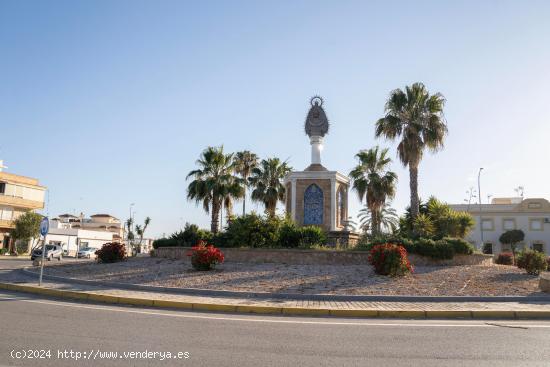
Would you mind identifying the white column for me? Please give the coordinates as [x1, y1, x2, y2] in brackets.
[330, 178, 336, 231]
[291, 178, 297, 222]
[310, 136, 323, 165]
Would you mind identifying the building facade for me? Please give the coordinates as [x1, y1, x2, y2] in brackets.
[0, 166, 46, 250]
[450, 197, 550, 255]
[51, 213, 125, 242]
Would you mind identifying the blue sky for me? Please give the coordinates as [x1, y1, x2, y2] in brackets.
[2, 0, 550, 237]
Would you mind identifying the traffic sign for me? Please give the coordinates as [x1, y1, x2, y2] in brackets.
[40, 217, 49, 236]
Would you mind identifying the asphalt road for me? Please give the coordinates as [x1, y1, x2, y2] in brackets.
[1, 289, 550, 367]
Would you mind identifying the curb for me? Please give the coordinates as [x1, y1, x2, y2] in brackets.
[21, 268, 550, 303]
[2, 282, 550, 319]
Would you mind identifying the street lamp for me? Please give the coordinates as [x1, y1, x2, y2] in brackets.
[478, 168, 484, 250]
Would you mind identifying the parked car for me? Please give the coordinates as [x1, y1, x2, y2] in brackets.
[31, 244, 63, 261]
[77, 247, 96, 259]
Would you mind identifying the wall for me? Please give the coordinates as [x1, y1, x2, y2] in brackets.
[154, 247, 493, 266]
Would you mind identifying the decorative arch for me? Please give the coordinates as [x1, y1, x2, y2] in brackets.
[304, 184, 323, 225]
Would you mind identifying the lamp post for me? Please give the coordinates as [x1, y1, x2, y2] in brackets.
[478, 168, 484, 250]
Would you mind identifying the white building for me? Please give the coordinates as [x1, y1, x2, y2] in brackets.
[450, 197, 550, 255]
[46, 227, 114, 256]
[47, 213, 124, 256]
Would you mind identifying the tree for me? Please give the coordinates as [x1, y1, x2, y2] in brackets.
[399, 197, 474, 239]
[233, 150, 259, 216]
[135, 216, 151, 251]
[349, 146, 397, 236]
[10, 212, 42, 254]
[249, 158, 292, 217]
[187, 146, 244, 233]
[358, 202, 399, 234]
[499, 229, 525, 262]
[375, 82, 447, 220]
[125, 218, 134, 242]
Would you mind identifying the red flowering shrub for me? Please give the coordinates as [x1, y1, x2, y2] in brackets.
[368, 244, 413, 276]
[187, 241, 225, 271]
[495, 252, 514, 265]
[95, 242, 126, 263]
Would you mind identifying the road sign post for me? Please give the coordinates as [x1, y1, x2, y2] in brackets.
[38, 217, 49, 286]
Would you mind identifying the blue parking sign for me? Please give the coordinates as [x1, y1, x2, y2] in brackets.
[40, 217, 49, 236]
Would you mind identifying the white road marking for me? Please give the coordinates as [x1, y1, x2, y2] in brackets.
[1, 293, 549, 328]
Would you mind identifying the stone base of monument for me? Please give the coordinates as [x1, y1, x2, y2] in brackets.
[327, 231, 361, 249]
[540, 273, 550, 293]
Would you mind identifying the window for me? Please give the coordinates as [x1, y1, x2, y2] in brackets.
[529, 218, 543, 231]
[481, 219, 494, 231]
[482, 242, 493, 255]
[528, 203, 542, 209]
[0, 182, 5, 194]
[533, 243, 544, 253]
[503, 218, 516, 230]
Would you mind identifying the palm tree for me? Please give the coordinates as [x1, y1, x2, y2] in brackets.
[375, 82, 447, 219]
[358, 203, 399, 234]
[233, 150, 259, 216]
[187, 146, 244, 233]
[349, 146, 397, 236]
[135, 216, 151, 250]
[125, 218, 134, 241]
[249, 158, 292, 217]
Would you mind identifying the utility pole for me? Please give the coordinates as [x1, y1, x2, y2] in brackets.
[478, 168, 484, 250]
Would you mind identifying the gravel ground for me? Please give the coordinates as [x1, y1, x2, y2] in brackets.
[41, 257, 547, 296]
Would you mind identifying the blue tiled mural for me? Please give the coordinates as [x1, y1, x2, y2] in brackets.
[303, 184, 323, 225]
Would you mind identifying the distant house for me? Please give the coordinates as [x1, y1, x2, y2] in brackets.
[48, 213, 125, 255]
[0, 163, 46, 250]
[450, 197, 550, 255]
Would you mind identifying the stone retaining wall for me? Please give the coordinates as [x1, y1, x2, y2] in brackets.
[154, 247, 493, 266]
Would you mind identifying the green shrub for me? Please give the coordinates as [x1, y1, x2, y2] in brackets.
[516, 250, 548, 275]
[368, 244, 413, 276]
[277, 221, 302, 248]
[444, 237, 474, 255]
[152, 238, 178, 249]
[0, 248, 8, 255]
[413, 238, 454, 260]
[170, 223, 213, 246]
[223, 213, 281, 248]
[495, 252, 514, 265]
[356, 234, 413, 252]
[298, 226, 327, 248]
[95, 242, 126, 263]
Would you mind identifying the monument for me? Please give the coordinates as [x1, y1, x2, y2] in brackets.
[284, 97, 359, 247]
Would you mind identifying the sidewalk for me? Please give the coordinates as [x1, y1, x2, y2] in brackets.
[2, 275, 550, 319]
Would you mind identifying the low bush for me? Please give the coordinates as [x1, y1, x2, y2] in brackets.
[444, 237, 474, 255]
[495, 252, 514, 265]
[547, 257, 550, 270]
[186, 241, 224, 271]
[356, 234, 413, 252]
[298, 226, 327, 248]
[413, 238, 454, 260]
[516, 250, 548, 275]
[368, 244, 413, 276]
[277, 221, 302, 248]
[0, 248, 8, 255]
[95, 242, 126, 263]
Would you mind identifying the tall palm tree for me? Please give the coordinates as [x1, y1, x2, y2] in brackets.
[249, 158, 292, 217]
[349, 146, 397, 236]
[233, 150, 259, 216]
[358, 203, 399, 234]
[187, 146, 244, 233]
[375, 82, 447, 219]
